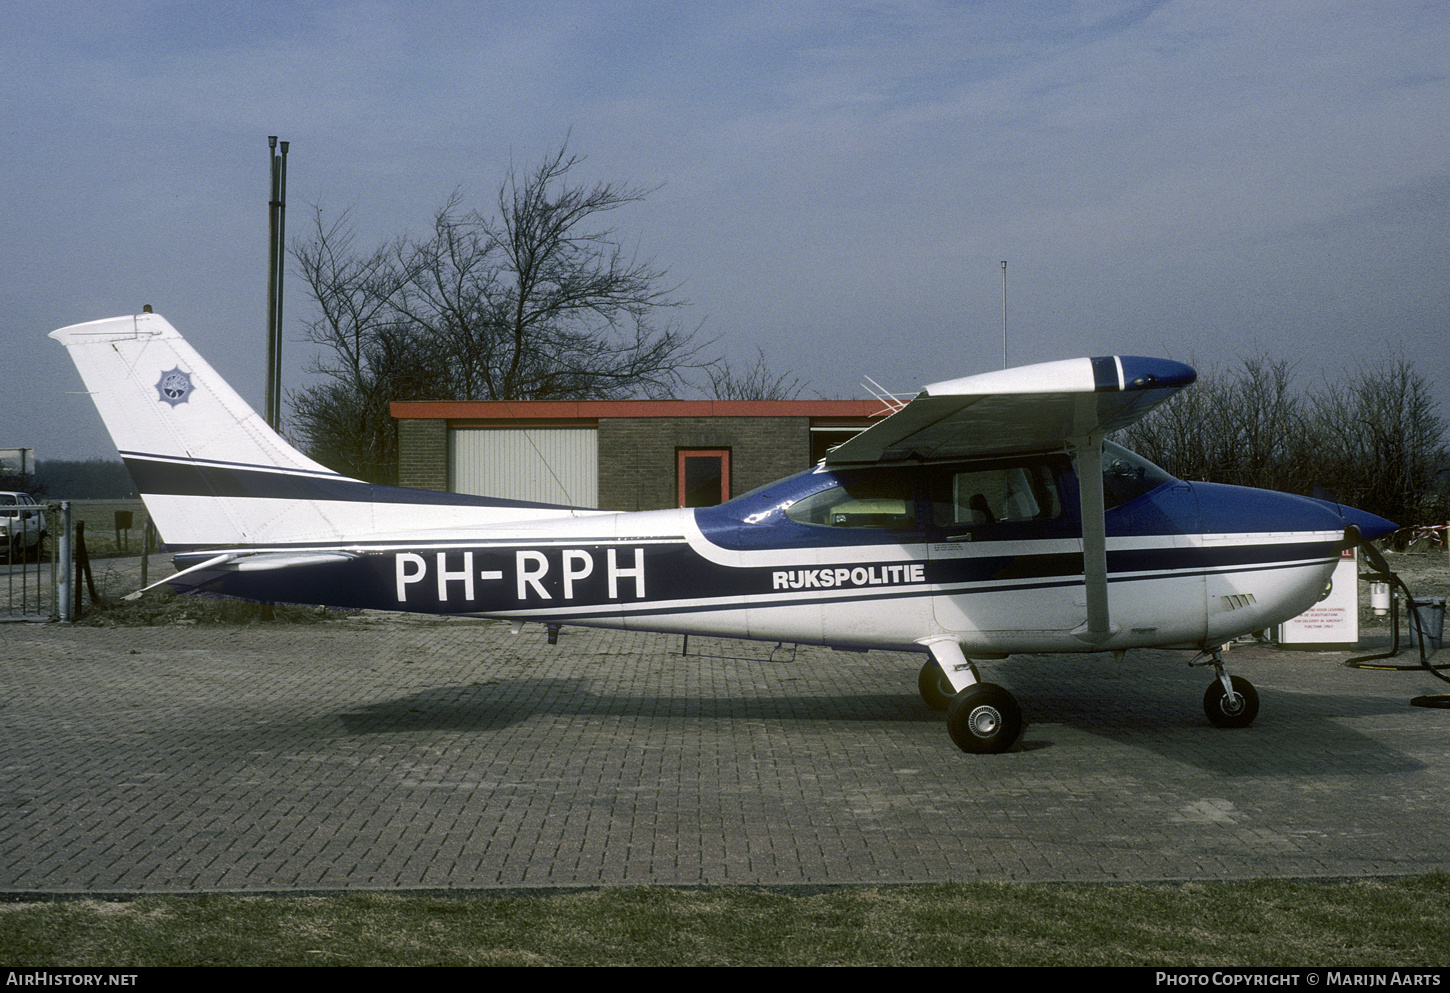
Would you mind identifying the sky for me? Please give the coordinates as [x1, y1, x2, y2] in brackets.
[4, 0, 1448, 464]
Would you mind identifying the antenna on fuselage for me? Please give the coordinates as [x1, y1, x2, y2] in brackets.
[1001, 260, 1008, 370]
[861, 375, 910, 415]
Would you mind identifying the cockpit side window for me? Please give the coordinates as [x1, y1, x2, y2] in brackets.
[928, 459, 1064, 529]
[784, 472, 916, 529]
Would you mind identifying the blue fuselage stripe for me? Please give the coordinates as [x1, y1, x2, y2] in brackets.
[123, 455, 582, 511]
[164, 534, 1341, 618]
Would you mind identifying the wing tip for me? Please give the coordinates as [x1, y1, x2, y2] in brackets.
[1109, 356, 1198, 391]
[925, 355, 1197, 398]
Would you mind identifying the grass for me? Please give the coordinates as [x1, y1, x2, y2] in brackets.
[51, 498, 150, 560]
[2, 877, 1448, 966]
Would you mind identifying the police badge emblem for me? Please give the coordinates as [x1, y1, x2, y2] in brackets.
[155, 367, 194, 406]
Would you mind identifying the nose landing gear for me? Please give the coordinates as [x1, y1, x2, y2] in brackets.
[1192, 649, 1260, 729]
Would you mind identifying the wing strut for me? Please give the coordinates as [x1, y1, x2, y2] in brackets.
[1071, 432, 1117, 644]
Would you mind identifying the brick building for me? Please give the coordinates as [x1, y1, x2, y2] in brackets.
[391, 399, 887, 511]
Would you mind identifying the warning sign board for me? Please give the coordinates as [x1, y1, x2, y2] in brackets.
[1278, 547, 1359, 650]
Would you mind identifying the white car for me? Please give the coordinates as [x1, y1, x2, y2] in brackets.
[0, 491, 46, 559]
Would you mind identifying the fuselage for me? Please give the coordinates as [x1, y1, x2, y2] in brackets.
[166, 443, 1381, 657]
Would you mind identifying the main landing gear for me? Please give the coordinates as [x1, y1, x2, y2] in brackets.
[947, 683, 1023, 754]
[918, 658, 968, 712]
[918, 656, 1023, 754]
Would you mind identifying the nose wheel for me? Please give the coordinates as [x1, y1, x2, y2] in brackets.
[1194, 649, 1260, 729]
[1203, 674, 1259, 728]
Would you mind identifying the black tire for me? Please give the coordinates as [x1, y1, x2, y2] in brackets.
[1203, 675, 1259, 728]
[946, 683, 1023, 754]
[918, 660, 956, 711]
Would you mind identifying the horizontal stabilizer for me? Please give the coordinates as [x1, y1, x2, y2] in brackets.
[123, 550, 363, 599]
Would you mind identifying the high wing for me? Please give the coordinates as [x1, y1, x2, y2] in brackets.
[828, 355, 1197, 645]
[825, 356, 1196, 467]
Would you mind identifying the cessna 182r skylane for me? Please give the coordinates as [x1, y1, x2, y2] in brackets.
[51, 311, 1398, 753]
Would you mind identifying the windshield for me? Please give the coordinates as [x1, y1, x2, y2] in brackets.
[1101, 442, 1174, 509]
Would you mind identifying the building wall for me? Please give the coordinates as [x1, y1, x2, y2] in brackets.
[598, 416, 810, 511]
[396, 418, 448, 492]
[396, 412, 841, 511]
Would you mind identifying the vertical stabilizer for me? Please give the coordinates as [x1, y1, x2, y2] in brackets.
[51, 312, 336, 476]
[50, 312, 355, 547]
[51, 312, 594, 551]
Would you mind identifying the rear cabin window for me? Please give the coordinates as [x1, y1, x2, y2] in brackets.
[784, 474, 915, 529]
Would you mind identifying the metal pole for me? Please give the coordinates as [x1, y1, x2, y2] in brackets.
[58, 502, 72, 623]
[266, 137, 279, 429]
[274, 141, 288, 433]
[140, 519, 152, 591]
[1000, 260, 1008, 369]
[48, 503, 58, 621]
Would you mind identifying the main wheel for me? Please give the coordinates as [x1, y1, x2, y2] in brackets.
[918, 660, 957, 711]
[946, 683, 1022, 754]
[1203, 675, 1259, 728]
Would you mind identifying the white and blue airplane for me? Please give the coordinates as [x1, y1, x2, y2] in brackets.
[51, 311, 1397, 753]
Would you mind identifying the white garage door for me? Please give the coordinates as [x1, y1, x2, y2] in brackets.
[449, 427, 598, 507]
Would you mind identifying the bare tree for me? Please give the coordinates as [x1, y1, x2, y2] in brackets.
[291, 143, 710, 483]
[292, 209, 422, 482]
[1306, 358, 1450, 530]
[1119, 352, 1449, 530]
[1118, 354, 1308, 489]
[705, 346, 806, 401]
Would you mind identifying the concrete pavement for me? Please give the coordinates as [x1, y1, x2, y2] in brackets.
[2, 608, 1448, 896]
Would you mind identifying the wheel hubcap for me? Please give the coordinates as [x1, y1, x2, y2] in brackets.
[1221, 692, 1244, 716]
[969, 704, 1002, 738]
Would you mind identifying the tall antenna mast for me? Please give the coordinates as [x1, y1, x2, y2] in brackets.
[265, 136, 290, 432]
[1000, 259, 1008, 369]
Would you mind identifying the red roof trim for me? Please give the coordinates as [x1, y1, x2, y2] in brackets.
[390, 399, 888, 420]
